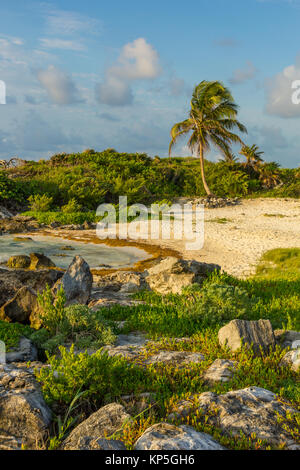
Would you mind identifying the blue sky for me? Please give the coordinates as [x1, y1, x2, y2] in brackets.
[0, 0, 300, 166]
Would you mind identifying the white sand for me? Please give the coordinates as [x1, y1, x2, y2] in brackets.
[132, 198, 300, 278]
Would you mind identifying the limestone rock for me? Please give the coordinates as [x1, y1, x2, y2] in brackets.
[168, 387, 299, 450]
[280, 348, 300, 372]
[145, 351, 205, 368]
[62, 437, 127, 450]
[203, 359, 237, 383]
[0, 363, 52, 449]
[62, 403, 131, 450]
[6, 337, 38, 363]
[144, 257, 220, 295]
[29, 252, 56, 269]
[274, 330, 300, 349]
[218, 319, 276, 354]
[7, 255, 31, 269]
[52, 256, 92, 305]
[0, 206, 13, 219]
[0, 286, 41, 324]
[134, 423, 225, 450]
[0, 434, 22, 450]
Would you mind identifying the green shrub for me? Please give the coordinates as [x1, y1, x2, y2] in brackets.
[0, 321, 34, 350]
[28, 194, 53, 212]
[35, 345, 149, 407]
[36, 286, 116, 353]
[23, 211, 97, 225]
[0, 171, 25, 203]
[61, 198, 82, 214]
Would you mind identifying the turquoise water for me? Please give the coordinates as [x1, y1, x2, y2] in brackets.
[0, 234, 148, 270]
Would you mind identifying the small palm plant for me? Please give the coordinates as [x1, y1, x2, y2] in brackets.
[169, 80, 247, 196]
[240, 144, 264, 171]
[258, 162, 281, 188]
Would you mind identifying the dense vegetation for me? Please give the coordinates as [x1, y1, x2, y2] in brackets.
[0, 149, 299, 217]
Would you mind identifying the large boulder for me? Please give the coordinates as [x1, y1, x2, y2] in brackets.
[134, 423, 225, 450]
[218, 319, 276, 354]
[7, 255, 31, 269]
[29, 253, 56, 270]
[62, 403, 131, 450]
[0, 363, 52, 449]
[0, 286, 41, 324]
[144, 257, 220, 295]
[168, 387, 299, 450]
[52, 256, 92, 305]
[0, 267, 63, 307]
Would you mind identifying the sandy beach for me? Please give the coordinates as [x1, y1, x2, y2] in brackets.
[150, 198, 300, 278]
[51, 198, 300, 279]
[121, 198, 300, 278]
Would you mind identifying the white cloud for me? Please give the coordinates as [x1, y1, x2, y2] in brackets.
[96, 38, 162, 106]
[36, 65, 81, 105]
[229, 61, 257, 85]
[44, 7, 101, 36]
[39, 38, 85, 51]
[265, 56, 300, 117]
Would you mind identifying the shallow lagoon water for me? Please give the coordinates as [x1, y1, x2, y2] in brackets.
[0, 234, 149, 270]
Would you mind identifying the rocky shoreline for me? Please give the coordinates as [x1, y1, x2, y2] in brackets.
[0, 250, 299, 450]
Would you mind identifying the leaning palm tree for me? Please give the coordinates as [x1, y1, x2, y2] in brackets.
[169, 81, 247, 196]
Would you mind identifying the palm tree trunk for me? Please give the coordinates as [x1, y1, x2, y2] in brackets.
[199, 145, 212, 196]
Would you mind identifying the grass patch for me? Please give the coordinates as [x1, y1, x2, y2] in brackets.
[255, 248, 300, 280]
[207, 217, 232, 224]
[263, 213, 287, 218]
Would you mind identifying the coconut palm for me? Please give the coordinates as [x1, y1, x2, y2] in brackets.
[258, 162, 281, 188]
[169, 80, 247, 196]
[240, 144, 264, 171]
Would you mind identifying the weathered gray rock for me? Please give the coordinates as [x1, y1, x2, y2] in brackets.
[218, 319, 276, 354]
[0, 434, 22, 450]
[62, 403, 131, 450]
[0, 206, 13, 219]
[145, 351, 205, 368]
[0, 286, 41, 324]
[6, 337, 38, 363]
[0, 363, 52, 449]
[144, 257, 220, 295]
[134, 423, 225, 450]
[168, 387, 299, 450]
[280, 348, 300, 372]
[63, 437, 127, 450]
[29, 252, 56, 270]
[203, 359, 237, 383]
[52, 256, 93, 305]
[274, 330, 300, 349]
[7, 255, 31, 269]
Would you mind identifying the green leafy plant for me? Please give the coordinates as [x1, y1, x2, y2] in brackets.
[28, 194, 53, 212]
